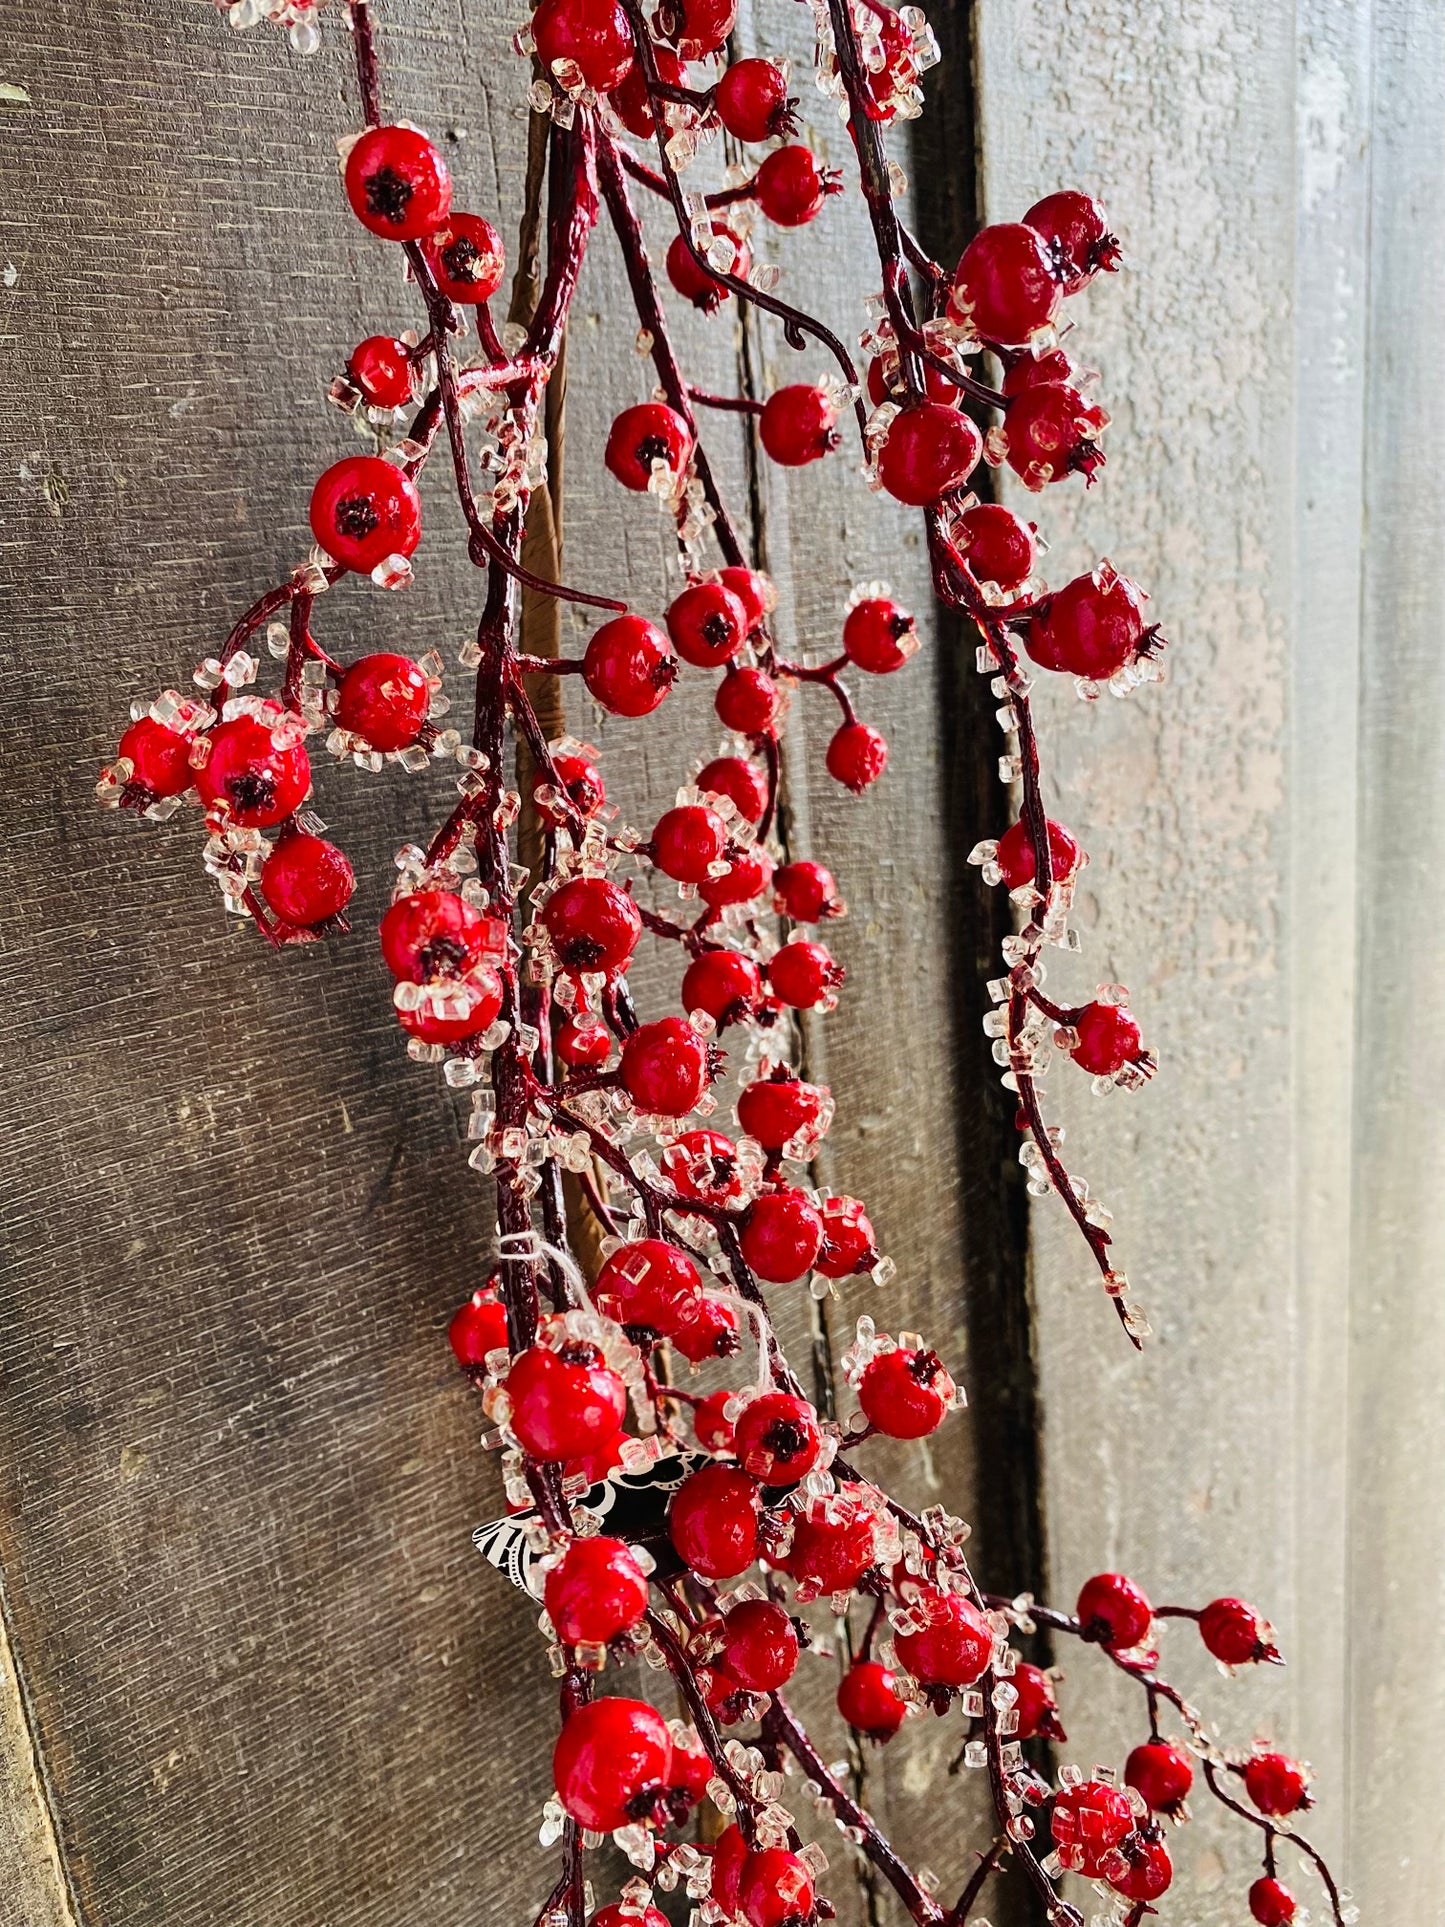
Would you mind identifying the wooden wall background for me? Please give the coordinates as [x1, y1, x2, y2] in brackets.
[0, 1, 1437, 1924]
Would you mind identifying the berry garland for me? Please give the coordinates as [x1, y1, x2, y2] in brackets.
[98, 3, 1352, 1924]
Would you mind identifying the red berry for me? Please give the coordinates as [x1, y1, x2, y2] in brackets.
[1249, 1876, 1298, 1926]
[716, 666, 782, 736]
[336, 651, 431, 750]
[669, 1461, 760, 1577]
[994, 817, 1081, 893]
[826, 722, 888, 794]
[532, 0, 635, 91]
[195, 715, 310, 828]
[534, 751, 607, 825]
[785, 1494, 877, 1596]
[343, 124, 451, 241]
[1003, 382, 1108, 490]
[672, 1294, 742, 1363]
[595, 1239, 702, 1336]
[721, 1598, 799, 1691]
[842, 597, 918, 674]
[545, 1536, 650, 1645]
[693, 1388, 738, 1454]
[719, 566, 774, 632]
[956, 501, 1036, 593]
[733, 1390, 823, 1484]
[839, 5, 918, 121]
[260, 833, 355, 926]
[620, 1016, 713, 1117]
[1109, 1834, 1173, 1904]
[380, 888, 500, 982]
[1242, 1752, 1311, 1818]
[740, 1188, 824, 1282]
[666, 225, 749, 313]
[666, 0, 736, 58]
[397, 969, 504, 1045]
[422, 212, 506, 303]
[117, 715, 196, 799]
[951, 222, 1060, 346]
[1026, 566, 1146, 679]
[1000, 346, 1076, 398]
[858, 1347, 954, 1439]
[738, 1847, 814, 1927]
[551, 1697, 672, 1831]
[815, 1196, 876, 1278]
[768, 941, 844, 1009]
[662, 1128, 744, 1205]
[737, 1068, 828, 1152]
[682, 948, 764, 1026]
[1076, 1571, 1152, 1650]
[666, 1744, 712, 1806]
[711, 1824, 749, 1916]
[584, 615, 677, 717]
[1199, 1596, 1280, 1666]
[1071, 1001, 1143, 1077]
[773, 860, 841, 924]
[347, 335, 415, 410]
[755, 146, 838, 228]
[760, 385, 840, 467]
[652, 803, 730, 883]
[667, 581, 749, 670]
[505, 1340, 627, 1461]
[837, 1660, 906, 1739]
[697, 755, 768, 824]
[876, 403, 981, 507]
[700, 847, 774, 913]
[715, 58, 795, 142]
[605, 402, 693, 491]
[542, 875, 642, 975]
[309, 454, 422, 574]
[1011, 1661, 1064, 1741]
[1023, 189, 1121, 295]
[893, 1590, 992, 1687]
[1050, 1778, 1133, 1879]
[607, 46, 685, 138]
[1125, 1740, 1194, 1814]
[867, 348, 960, 409]
[557, 1015, 612, 1067]
[593, 1908, 668, 1927]
[448, 1288, 508, 1369]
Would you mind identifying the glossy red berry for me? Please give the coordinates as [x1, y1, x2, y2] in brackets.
[718, 566, 774, 632]
[667, 0, 736, 59]
[506, 1340, 627, 1461]
[117, 716, 195, 799]
[620, 1016, 713, 1117]
[260, 833, 354, 926]
[667, 580, 749, 669]
[1003, 382, 1108, 490]
[994, 817, 1081, 893]
[755, 146, 838, 228]
[837, 1660, 906, 1739]
[1076, 1571, 1152, 1649]
[721, 1598, 799, 1691]
[894, 1590, 992, 1688]
[815, 1196, 876, 1278]
[859, 1347, 955, 1439]
[195, 715, 310, 828]
[422, 212, 506, 303]
[785, 1495, 878, 1596]
[768, 941, 844, 1009]
[1000, 346, 1075, 398]
[1011, 1661, 1065, 1741]
[1125, 1739, 1194, 1814]
[448, 1288, 508, 1370]
[671, 1293, 742, 1363]
[682, 948, 764, 1026]
[826, 722, 888, 794]
[606, 46, 685, 139]
[1243, 1752, 1311, 1817]
[651, 803, 730, 884]
[605, 402, 693, 492]
[541, 875, 642, 975]
[1071, 1001, 1143, 1076]
[380, 889, 501, 982]
[738, 1847, 814, 1927]
[343, 124, 452, 241]
[716, 666, 782, 736]
[740, 1188, 824, 1282]
[842, 597, 918, 674]
[737, 1069, 827, 1153]
[397, 969, 504, 1045]
[760, 385, 840, 467]
[876, 403, 981, 507]
[595, 1239, 702, 1336]
[951, 222, 1060, 346]
[693, 1388, 738, 1454]
[1248, 1876, 1298, 1925]
[583, 616, 677, 717]
[557, 1015, 612, 1067]
[773, 860, 841, 924]
[1050, 1778, 1134, 1879]
[336, 652, 431, 750]
[1200, 1596, 1280, 1666]
[545, 1536, 650, 1645]
[347, 335, 415, 409]
[669, 1461, 760, 1577]
[1027, 567, 1146, 681]
[697, 755, 768, 824]
[662, 1128, 745, 1206]
[734, 1391, 823, 1484]
[309, 454, 422, 574]
[666, 225, 749, 313]
[700, 846, 775, 913]
[1023, 189, 1121, 295]
[956, 501, 1037, 594]
[551, 1697, 672, 1831]
[715, 58, 795, 142]
[1109, 1834, 1173, 1904]
[843, 5, 919, 121]
[592, 1907, 669, 1927]
[534, 750, 607, 825]
[711, 1823, 749, 1916]
[866, 348, 960, 409]
[532, 0, 635, 91]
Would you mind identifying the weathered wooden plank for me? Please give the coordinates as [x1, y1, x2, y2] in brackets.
[0, 1608, 77, 1927]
